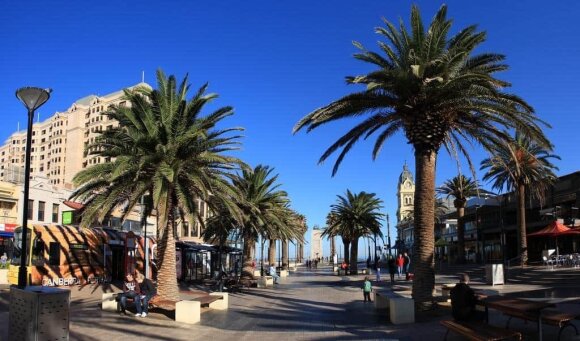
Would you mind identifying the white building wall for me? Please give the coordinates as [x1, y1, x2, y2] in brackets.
[16, 175, 74, 225]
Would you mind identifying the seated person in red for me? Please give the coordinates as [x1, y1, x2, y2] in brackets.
[450, 274, 485, 322]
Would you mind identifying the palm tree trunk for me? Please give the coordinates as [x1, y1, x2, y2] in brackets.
[457, 205, 466, 263]
[282, 239, 289, 270]
[242, 234, 256, 279]
[298, 242, 303, 262]
[268, 239, 276, 266]
[156, 200, 180, 301]
[412, 150, 437, 309]
[342, 238, 350, 265]
[517, 183, 528, 266]
[330, 237, 336, 261]
[350, 237, 359, 272]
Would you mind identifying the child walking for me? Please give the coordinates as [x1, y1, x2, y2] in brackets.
[362, 276, 372, 302]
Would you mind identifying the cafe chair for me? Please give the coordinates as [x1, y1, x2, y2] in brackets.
[543, 256, 554, 269]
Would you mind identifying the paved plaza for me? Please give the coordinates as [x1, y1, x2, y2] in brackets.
[1, 265, 580, 340]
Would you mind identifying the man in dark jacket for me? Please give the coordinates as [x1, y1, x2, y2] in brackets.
[137, 273, 156, 318]
[450, 274, 485, 321]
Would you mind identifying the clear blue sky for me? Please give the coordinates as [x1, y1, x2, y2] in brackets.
[1, 1, 579, 258]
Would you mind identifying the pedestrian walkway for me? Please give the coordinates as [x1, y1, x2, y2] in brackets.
[1, 265, 579, 340]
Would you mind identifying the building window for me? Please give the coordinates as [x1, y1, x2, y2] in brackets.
[38, 201, 45, 221]
[52, 203, 59, 223]
[27, 199, 34, 220]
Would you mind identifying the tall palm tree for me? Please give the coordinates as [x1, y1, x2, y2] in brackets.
[232, 165, 301, 279]
[268, 238, 277, 266]
[481, 132, 559, 265]
[71, 70, 244, 301]
[437, 175, 490, 263]
[293, 5, 549, 306]
[329, 190, 383, 272]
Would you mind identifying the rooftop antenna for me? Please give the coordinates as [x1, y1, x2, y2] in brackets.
[142, 71, 145, 83]
[17, 122, 20, 132]
[37, 111, 40, 123]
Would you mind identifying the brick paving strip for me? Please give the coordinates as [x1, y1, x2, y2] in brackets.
[1, 265, 580, 340]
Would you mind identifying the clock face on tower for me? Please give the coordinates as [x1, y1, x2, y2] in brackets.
[405, 181, 411, 189]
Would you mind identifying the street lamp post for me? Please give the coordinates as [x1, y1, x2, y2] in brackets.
[386, 214, 392, 257]
[260, 237, 265, 276]
[140, 195, 150, 279]
[15, 87, 51, 288]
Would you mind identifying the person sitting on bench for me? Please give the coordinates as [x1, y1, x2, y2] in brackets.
[136, 273, 156, 317]
[119, 273, 142, 316]
[268, 264, 280, 284]
[450, 274, 485, 322]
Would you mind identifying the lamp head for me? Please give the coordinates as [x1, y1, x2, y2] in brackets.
[16, 87, 51, 111]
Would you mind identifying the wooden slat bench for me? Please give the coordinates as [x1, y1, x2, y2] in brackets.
[503, 308, 579, 340]
[440, 320, 522, 341]
[149, 294, 224, 309]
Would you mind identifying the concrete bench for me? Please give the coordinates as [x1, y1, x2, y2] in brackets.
[253, 270, 261, 277]
[373, 290, 415, 324]
[102, 293, 226, 324]
[176, 300, 201, 324]
[357, 269, 369, 275]
[101, 292, 120, 312]
[257, 276, 274, 288]
[279, 270, 289, 278]
[389, 297, 415, 324]
[337, 269, 348, 276]
[440, 320, 521, 341]
[374, 290, 398, 310]
[208, 292, 228, 310]
[151, 295, 224, 324]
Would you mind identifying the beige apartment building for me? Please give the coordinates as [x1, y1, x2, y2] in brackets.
[0, 83, 150, 188]
[0, 83, 208, 242]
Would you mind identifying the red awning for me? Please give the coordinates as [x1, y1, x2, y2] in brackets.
[529, 221, 572, 237]
[63, 200, 85, 211]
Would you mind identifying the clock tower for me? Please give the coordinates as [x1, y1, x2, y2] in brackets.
[396, 162, 415, 224]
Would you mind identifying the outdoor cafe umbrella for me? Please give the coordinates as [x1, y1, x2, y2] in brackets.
[528, 221, 577, 256]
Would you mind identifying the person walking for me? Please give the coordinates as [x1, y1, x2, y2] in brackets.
[396, 254, 404, 278]
[375, 258, 381, 282]
[362, 276, 372, 302]
[387, 256, 397, 284]
[403, 252, 411, 280]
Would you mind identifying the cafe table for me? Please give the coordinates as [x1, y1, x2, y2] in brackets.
[482, 297, 555, 341]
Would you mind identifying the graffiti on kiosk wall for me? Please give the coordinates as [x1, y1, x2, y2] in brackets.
[42, 275, 109, 286]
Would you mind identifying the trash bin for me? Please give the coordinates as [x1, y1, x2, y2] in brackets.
[485, 263, 504, 286]
[9, 286, 71, 341]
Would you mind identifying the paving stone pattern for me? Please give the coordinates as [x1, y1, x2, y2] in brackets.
[1, 265, 580, 340]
